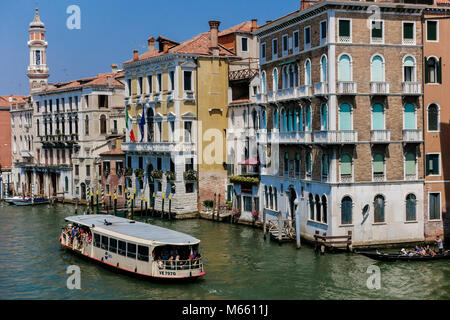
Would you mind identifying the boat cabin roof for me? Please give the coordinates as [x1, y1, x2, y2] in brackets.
[64, 215, 200, 246]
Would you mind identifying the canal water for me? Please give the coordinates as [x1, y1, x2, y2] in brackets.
[0, 203, 449, 300]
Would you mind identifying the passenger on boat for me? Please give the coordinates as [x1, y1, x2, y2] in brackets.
[436, 236, 444, 254]
[426, 245, 437, 256]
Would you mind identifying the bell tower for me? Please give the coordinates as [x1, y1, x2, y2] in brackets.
[27, 8, 49, 93]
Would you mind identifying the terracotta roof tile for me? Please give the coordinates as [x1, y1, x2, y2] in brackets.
[100, 149, 125, 156]
[0, 95, 29, 107]
[218, 21, 257, 36]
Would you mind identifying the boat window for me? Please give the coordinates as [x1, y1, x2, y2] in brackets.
[109, 238, 117, 253]
[127, 243, 137, 259]
[101, 235, 109, 250]
[94, 233, 101, 248]
[118, 240, 126, 256]
[138, 245, 149, 262]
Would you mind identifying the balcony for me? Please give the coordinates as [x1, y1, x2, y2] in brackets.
[337, 81, 357, 95]
[402, 129, 423, 143]
[255, 93, 267, 104]
[166, 91, 174, 102]
[402, 82, 422, 95]
[267, 91, 277, 103]
[370, 130, 391, 143]
[269, 131, 312, 144]
[277, 88, 297, 101]
[313, 130, 358, 144]
[296, 85, 312, 98]
[370, 82, 390, 95]
[405, 173, 417, 181]
[152, 92, 161, 103]
[183, 91, 195, 102]
[340, 174, 353, 183]
[314, 82, 328, 96]
[121, 142, 195, 153]
[373, 173, 385, 182]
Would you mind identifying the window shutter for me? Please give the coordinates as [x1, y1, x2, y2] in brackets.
[437, 57, 442, 84]
[424, 57, 429, 83]
[426, 155, 430, 175]
[404, 23, 413, 39]
[339, 20, 350, 37]
[433, 155, 439, 174]
[373, 154, 384, 173]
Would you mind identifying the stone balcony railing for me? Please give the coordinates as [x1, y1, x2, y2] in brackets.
[370, 81, 390, 95]
[255, 93, 267, 104]
[405, 173, 417, 181]
[166, 91, 174, 102]
[373, 173, 386, 182]
[340, 174, 353, 183]
[314, 82, 328, 96]
[337, 81, 357, 95]
[276, 88, 297, 101]
[313, 130, 358, 144]
[403, 129, 423, 142]
[267, 91, 277, 103]
[183, 91, 195, 102]
[121, 141, 195, 153]
[402, 82, 422, 95]
[296, 84, 312, 98]
[269, 131, 312, 144]
[370, 130, 391, 143]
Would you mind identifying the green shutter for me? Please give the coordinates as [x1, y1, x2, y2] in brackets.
[424, 57, 429, 84]
[373, 153, 384, 173]
[341, 154, 352, 175]
[372, 21, 382, 38]
[427, 21, 437, 41]
[438, 57, 442, 84]
[433, 155, 439, 175]
[405, 152, 416, 175]
[426, 155, 430, 175]
[404, 23, 414, 39]
[339, 20, 350, 37]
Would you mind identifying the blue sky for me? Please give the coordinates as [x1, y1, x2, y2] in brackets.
[0, 0, 300, 95]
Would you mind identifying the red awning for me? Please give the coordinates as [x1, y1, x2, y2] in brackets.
[239, 158, 259, 166]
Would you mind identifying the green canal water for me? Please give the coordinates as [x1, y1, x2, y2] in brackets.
[0, 203, 449, 300]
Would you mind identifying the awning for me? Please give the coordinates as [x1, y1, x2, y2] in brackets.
[279, 59, 297, 66]
[239, 158, 259, 165]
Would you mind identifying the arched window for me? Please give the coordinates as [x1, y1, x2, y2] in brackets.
[293, 109, 298, 132]
[403, 56, 416, 82]
[288, 109, 293, 132]
[100, 114, 107, 134]
[309, 193, 314, 220]
[252, 109, 258, 130]
[273, 109, 279, 130]
[264, 186, 268, 208]
[315, 195, 321, 222]
[289, 64, 295, 88]
[273, 187, 278, 210]
[426, 57, 439, 84]
[261, 110, 266, 129]
[85, 115, 89, 136]
[405, 152, 416, 177]
[322, 154, 329, 178]
[321, 104, 328, 130]
[406, 194, 416, 221]
[320, 55, 327, 83]
[261, 71, 267, 93]
[305, 105, 311, 132]
[404, 103, 416, 130]
[339, 103, 352, 130]
[371, 55, 384, 82]
[284, 152, 289, 175]
[322, 195, 328, 224]
[341, 196, 352, 225]
[306, 152, 312, 177]
[281, 109, 287, 132]
[338, 54, 352, 81]
[293, 64, 299, 87]
[273, 68, 279, 91]
[428, 103, 439, 131]
[281, 66, 288, 89]
[305, 59, 311, 85]
[374, 194, 385, 223]
[37, 119, 40, 136]
[269, 186, 273, 209]
[298, 107, 303, 132]
[372, 103, 384, 130]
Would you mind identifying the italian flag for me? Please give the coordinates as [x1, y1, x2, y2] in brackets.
[126, 107, 136, 142]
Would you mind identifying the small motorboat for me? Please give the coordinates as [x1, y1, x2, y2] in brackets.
[357, 250, 450, 262]
[4, 196, 24, 205]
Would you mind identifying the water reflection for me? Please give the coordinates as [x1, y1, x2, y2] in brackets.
[0, 204, 449, 300]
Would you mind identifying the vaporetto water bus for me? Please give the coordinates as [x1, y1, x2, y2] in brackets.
[59, 215, 205, 280]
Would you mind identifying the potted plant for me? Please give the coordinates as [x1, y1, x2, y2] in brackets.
[203, 200, 213, 212]
[150, 169, 163, 180]
[134, 168, 144, 179]
[183, 169, 198, 182]
[124, 167, 133, 176]
[165, 170, 176, 181]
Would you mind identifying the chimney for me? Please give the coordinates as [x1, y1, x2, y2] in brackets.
[107, 75, 111, 87]
[111, 64, 118, 74]
[147, 36, 155, 52]
[266, 20, 272, 24]
[208, 20, 221, 56]
[133, 49, 139, 61]
[251, 19, 258, 32]
[300, 0, 316, 11]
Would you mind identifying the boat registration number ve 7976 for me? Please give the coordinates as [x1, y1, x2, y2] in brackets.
[159, 270, 176, 276]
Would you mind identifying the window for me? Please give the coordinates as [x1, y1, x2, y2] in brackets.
[138, 77, 143, 95]
[86, 165, 90, 177]
[244, 196, 252, 212]
[305, 105, 311, 132]
[138, 245, 149, 262]
[338, 19, 351, 42]
[282, 35, 288, 56]
[321, 104, 327, 130]
[425, 57, 441, 84]
[183, 71, 192, 91]
[94, 234, 100, 248]
[403, 56, 416, 82]
[322, 154, 329, 178]
[272, 38, 278, 59]
[403, 22, 415, 44]
[169, 71, 175, 91]
[428, 104, 439, 131]
[273, 68, 278, 91]
[339, 103, 352, 131]
[426, 20, 438, 41]
[284, 153, 289, 175]
[240, 37, 248, 52]
[261, 43, 266, 61]
[65, 177, 69, 193]
[371, 55, 384, 82]
[147, 75, 153, 93]
[370, 20, 383, 43]
[127, 79, 132, 96]
[429, 193, 440, 220]
[374, 195, 385, 223]
[293, 31, 299, 52]
[127, 243, 137, 259]
[304, 26, 311, 49]
[341, 196, 352, 225]
[309, 194, 314, 220]
[108, 238, 117, 253]
[372, 103, 384, 130]
[426, 154, 440, 176]
[338, 54, 352, 81]
[261, 71, 267, 94]
[186, 183, 194, 193]
[304, 59, 311, 85]
[184, 121, 192, 142]
[295, 153, 300, 178]
[315, 195, 321, 222]
[118, 240, 126, 256]
[340, 154, 352, 176]
[373, 153, 385, 178]
[322, 195, 327, 224]
[320, 55, 327, 83]
[100, 235, 108, 250]
[85, 115, 89, 135]
[320, 20, 327, 44]
[273, 109, 278, 129]
[406, 194, 416, 221]
[306, 152, 312, 177]
[405, 152, 416, 178]
[404, 103, 416, 130]
[100, 114, 107, 134]
[75, 165, 79, 176]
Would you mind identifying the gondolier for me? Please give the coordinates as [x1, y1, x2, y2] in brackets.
[436, 236, 444, 254]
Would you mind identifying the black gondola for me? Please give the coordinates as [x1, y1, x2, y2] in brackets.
[357, 251, 450, 262]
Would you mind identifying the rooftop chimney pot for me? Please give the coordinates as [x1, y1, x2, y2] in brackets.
[251, 19, 258, 32]
[111, 64, 118, 73]
[208, 20, 221, 56]
[133, 50, 139, 61]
